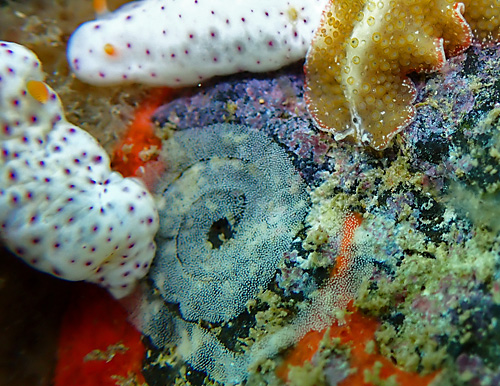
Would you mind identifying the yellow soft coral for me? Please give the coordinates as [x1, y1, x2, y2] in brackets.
[305, 0, 498, 150]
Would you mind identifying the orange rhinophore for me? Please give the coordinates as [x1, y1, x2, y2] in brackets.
[27, 80, 50, 104]
[305, 0, 476, 150]
[93, 0, 108, 16]
[54, 285, 146, 386]
[103, 43, 117, 57]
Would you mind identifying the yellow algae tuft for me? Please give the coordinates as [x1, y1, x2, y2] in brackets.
[305, 0, 473, 150]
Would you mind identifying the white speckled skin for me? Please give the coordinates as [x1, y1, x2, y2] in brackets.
[67, 0, 328, 86]
[0, 41, 159, 298]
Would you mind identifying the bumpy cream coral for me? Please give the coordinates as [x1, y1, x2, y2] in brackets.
[305, 0, 477, 150]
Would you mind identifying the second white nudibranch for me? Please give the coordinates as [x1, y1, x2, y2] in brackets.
[67, 0, 328, 86]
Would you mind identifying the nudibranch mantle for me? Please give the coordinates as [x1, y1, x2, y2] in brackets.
[67, 0, 328, 86]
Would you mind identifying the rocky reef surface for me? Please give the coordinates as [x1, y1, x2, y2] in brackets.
[143, 43, 500, 385]
[2, 0, 500, 384]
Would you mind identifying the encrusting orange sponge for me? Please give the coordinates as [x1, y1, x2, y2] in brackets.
[305, 0, 498, 150]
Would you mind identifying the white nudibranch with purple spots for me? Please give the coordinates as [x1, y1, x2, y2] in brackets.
[0, 41, 159, 298]
[67, 0, 328, 86]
